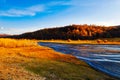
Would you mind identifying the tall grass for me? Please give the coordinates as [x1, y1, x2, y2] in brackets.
[0, 38, 38, 48]
[0, 38, 115, 80]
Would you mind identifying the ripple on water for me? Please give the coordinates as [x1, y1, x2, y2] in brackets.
[39, 42, 120, 79]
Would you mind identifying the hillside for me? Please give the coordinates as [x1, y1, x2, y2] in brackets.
[6, 24, 120, 40]
[0, 34, 10, 37]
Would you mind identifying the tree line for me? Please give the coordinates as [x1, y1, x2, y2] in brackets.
[5, 24, 120, 40]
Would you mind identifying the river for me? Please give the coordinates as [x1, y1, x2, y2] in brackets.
[39, 42, 120, 79]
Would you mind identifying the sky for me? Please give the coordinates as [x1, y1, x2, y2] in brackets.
[0, 0, 120, 34]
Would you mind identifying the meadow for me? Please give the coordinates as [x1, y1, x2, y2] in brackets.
[0, 38, 116, 80]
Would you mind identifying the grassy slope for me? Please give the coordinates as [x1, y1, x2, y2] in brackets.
[0, 38, 116, 80]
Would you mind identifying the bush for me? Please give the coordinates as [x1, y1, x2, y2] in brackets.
[67, 39, 72, 42]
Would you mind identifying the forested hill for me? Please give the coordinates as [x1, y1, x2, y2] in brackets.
[7, 24, 120, 40]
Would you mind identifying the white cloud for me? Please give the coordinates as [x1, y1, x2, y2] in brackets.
[0, 4, 45, 17]
[0, 0, 73, 17]
[27, 5, 45, 12]
[0, 9, 35, 17]
[48, 0, 96, 7]
[47, 1, 72, 6]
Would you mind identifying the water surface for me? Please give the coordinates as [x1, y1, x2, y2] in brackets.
[39, 42, 120, 79]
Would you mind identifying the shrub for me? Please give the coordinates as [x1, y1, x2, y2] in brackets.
[96, 39, 103, 43]
[67, 39, 72, 42]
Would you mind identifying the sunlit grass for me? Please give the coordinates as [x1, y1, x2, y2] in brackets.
[0, 38, 115, 80]
[24, 59, 113, 80]
[0, 38, 37, 48]
[39, 38, 120, 45]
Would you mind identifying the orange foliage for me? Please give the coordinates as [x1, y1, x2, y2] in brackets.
[5, 24, 120, 40]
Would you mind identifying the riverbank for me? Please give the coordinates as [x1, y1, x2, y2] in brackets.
[40, 42, 120, 79]
[0, 38, 116, 80]
[39, 39, 120, 45]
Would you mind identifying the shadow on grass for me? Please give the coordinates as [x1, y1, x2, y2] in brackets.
[22, 59, 115, 80]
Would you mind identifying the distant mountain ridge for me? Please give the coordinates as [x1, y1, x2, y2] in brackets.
[6, 24, 120, 40]
[0, 34, 10, 37]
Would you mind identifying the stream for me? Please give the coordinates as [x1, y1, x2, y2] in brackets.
[39, 42, 120, 79]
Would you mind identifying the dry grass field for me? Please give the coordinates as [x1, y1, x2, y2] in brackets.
[0, 38, 116, 80]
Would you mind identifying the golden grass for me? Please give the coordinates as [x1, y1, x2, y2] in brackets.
[39, 39, 120, 45]
[0, 38, 38, 48]
[0, 38, 115, 80]
[0, 38, 81, 64]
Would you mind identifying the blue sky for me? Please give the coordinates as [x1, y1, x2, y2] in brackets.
[0, 0, 120, 34]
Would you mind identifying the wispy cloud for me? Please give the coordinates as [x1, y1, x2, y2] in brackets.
[0, 0, 72, 17]
[0, 4, 45, 17]
[47, 1, 72, 6]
